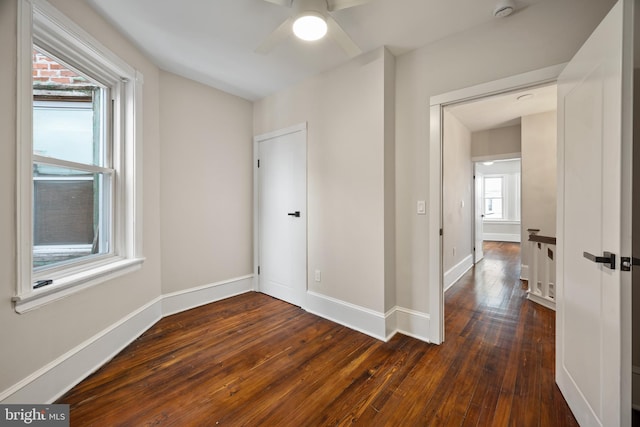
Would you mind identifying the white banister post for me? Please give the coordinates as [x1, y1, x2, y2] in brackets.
[525, 230, 556, 311]
[542, 243, 550, 299]
[549, 247, 556, 299]
[531, 241, 539, 295]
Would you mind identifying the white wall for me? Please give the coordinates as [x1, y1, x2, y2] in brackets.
[253, 48, 394, 314]
[159, 71, 253, 294]
[395, 0, 615, 315]
[384, 51, 397, 312]
[521, 111, 557, 271]
[471, 125, 521, 160]
[0, 0, 162, 396]
[443, 111, 472, 273]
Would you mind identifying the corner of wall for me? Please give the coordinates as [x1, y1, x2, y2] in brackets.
[384, 45, 397, 313]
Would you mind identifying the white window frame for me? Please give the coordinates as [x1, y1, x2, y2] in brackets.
[482, 172, 522, 222]
[483, 175, 505, 220]
[14, 0, 144, 313]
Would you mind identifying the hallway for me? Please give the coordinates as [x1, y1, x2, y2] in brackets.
[443, 241, 577, 425]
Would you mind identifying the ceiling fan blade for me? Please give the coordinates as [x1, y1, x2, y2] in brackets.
[255, 17, 294, 54]
[326, 16, 362, 57]
[262, 0, 293, 7]
[327, 0, 372, 12]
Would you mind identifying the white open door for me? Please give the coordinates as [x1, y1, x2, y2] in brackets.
[255, 124, 307, 307]
[474, 166, 484, 263]
[556, 1, 634, 425]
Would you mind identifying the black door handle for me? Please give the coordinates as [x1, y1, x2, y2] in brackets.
[287, 211, 300, 217]
[583, 251, 616, 270]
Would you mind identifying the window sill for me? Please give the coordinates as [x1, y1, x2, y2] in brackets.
[483, 219, 521, 225]
[13, 257, 145, 314]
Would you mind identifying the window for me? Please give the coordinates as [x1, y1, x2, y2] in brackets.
[484, 176, 504, 219]
[32, 52, 111, 271]
[14, 0, 144, 313]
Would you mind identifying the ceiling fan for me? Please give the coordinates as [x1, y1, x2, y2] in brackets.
[256, 0, 372, 57]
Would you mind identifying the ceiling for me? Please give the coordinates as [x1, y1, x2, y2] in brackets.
[446, 84, 557, 132]
[86, 0, 547, 101]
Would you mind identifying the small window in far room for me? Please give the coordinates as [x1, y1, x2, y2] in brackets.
[483, 176, 504, 219]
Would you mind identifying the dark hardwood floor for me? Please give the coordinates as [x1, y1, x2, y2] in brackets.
[58, 241, 577, 426]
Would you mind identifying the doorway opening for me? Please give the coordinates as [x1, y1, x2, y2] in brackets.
[429, 65, 562, 344]
[442, 83, 557, 296]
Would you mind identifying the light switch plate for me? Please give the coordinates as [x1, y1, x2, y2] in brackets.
[417, 200, 426, 215]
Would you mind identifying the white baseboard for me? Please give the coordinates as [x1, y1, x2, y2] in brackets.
[526, 292, 556, 311]
[444, 254, 473, 292]
[305, 291, 387, 341]
[385, 307, 430, 342]
[162, 275, 254, 316]
[520, 264, 529, 281]
[0, 297, 163, 404]
[483, 233, 521, 242]
[304, 292, 431, 344]
[1, 275, 254, 404]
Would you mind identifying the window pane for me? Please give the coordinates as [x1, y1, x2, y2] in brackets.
[33, 164, 111, 270]
[484, 177, 502, 198]
[33, 48, 105, 167]
[485, 198, 503, 218]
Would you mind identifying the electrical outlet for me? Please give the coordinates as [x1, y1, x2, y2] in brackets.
[315, 270, 321, 282]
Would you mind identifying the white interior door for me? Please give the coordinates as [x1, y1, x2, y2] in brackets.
[474, 167, 484, 263]
[256, 125, 307, 307]
[556, 1, 634, 425]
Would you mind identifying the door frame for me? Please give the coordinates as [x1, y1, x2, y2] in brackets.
[253, 122, 308, 306]
[428, 64, 565, 344]
[473, 163, 484, 264]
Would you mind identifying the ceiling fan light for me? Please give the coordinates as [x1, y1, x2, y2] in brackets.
[293, 14, 328, 41]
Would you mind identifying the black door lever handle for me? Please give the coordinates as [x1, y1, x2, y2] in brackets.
[287, 211, 300, 217]
[583, 251, 616, 270]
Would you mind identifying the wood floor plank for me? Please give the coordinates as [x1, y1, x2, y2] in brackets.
[57, 242, 578, 426]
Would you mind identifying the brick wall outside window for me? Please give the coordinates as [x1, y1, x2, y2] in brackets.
[33, 50, 88, 86]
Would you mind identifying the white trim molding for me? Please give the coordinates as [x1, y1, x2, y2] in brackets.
[0, 297, 162, 404]
[520, 264, 529, 281]
[483, 233, 521, 243]
[162, 275, 254, 316]
[444, 254, 474, 292]
[305, 292, 431, 344]
[306, 291, 387, 341]
[386, 307, 431, 342]
[1, 275, 254, 404]
[471, 152, 522, 163]
[527, 292, 556, 311]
